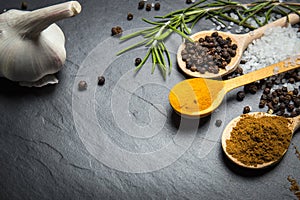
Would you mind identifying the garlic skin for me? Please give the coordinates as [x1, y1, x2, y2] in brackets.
[0, 1, 81, 86]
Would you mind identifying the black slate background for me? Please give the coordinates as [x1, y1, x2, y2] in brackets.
[0, 0, 300, 200]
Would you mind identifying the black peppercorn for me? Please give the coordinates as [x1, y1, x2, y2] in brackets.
[265, 81, 273, 88]
[248, 84, 258, 94]
[271, 91, 278, 98]
[279, 103, 286, 111]
[295, 108, 300, 115]
[212, 32, 218, 37]
[146, 3, 152, 11]
[276, 110, 284, 116]
[267, 102, 274, 110]
[135, 58, 142, 66]
[138, 1, 145, 9]
[260, 94, 267, 101]
[266, 94, 273, 101]
[288, 78, 295, 84]
[21, 1, 28, 10]
[282, 86, 288, 92]
[154, 3, 160, 10]
[259, 100, 266, 108]
[98, 76, 105, 86]
[236, 91, 245, 101]
[263, 87, 271, 95]
[215, 120, 222, 127]
[294, 98, 300, 108]
[186, 0, 192, 4]
[235, 66, 243, 75]
[111, 26, 123, 36]
[127, 13, 133, 20]
[287, 104, 295, 112]
[240, 60, 247, 64]
[293, 88, 299, 95]
[78, 80, 87, 91]
[231, 44, 237, 50]
[290, 111, 297, 117]
[243, 106, 251, 114]
[283, 113, 290, 118]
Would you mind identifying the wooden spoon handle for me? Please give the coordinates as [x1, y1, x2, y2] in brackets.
[224, 56, 300, 92]
[291, 114, 300, 131]
[240, 12, 300, 49]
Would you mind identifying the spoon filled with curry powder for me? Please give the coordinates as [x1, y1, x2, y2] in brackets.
[177, 11, 300, 78]
[169, 55, 300, 118]
[221, 112, 300, 169]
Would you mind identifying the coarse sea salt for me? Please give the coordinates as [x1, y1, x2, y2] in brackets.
[240, 25, 300, 74]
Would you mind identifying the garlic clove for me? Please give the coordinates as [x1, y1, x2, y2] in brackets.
[0, 1, 81, 86]
[19, 74, 59, 87]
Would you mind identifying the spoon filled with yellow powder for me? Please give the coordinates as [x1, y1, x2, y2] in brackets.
[169, 55, 300, 118]
[221, 112, 300, 169]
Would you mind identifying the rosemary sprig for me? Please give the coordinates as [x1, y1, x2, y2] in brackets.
[117, 0, 300, 78]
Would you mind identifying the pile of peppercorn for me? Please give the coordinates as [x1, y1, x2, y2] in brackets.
[181, 32, 237, 74]
[226, 63, 300, 118]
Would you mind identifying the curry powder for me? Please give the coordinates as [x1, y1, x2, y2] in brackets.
[169, 78, 223, 113]
[226, 114, 292, 167]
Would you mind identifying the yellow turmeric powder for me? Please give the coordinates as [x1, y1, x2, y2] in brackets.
[169, 78, 224, 114]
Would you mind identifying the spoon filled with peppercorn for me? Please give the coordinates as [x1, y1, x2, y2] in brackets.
[221, 112, 300, 169]
[169, 55, 300, 118]
[177, 12, 300, 78]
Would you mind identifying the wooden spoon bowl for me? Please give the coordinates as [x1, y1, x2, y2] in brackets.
[221, 112, 300, 169]
[170, 55, 300, 118]
[177, 12, 300, 78]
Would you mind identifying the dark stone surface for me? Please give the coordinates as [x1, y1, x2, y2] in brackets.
[0, 0, 299, 199]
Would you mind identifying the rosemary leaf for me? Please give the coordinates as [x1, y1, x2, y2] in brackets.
[264, 5, 275, 25]
[240, 1, 272, 25]
[117, 39, 149, 55]
[159, 42, 172, 73]
[142, 18, 168, 26]
[167, 24, 193, 42]
[155, 29, 173, 41]
[151, 49, 157, 74]
[279, 4, 300, 18]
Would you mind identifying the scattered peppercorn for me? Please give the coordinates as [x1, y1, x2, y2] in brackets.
[215, 120, 222, 127]
[154, 3, 160, 10]
[146, 3, 152, 11]
[263, 87, 271, 94]
[98, 76, 105, 86]
[127, 13, 133, 20]
[78, 80, 87, 91]
[259, 100, 266, 108]
[236, 91, 245, 101]
[240, 60, 247, 64]
[135, 58, 142, 66]
[243, 106, 251, 114]
[21, 2, 28, 10]
[138, 1, 145, 9]
[186, 0, 192, 4]
[111, 26, 123, 36]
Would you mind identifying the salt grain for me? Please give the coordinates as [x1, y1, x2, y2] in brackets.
[240, 25, 300, 74]
[273, 66, 279, 75]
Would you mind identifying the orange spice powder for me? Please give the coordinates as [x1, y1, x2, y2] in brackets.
[169, 78, 223, 114]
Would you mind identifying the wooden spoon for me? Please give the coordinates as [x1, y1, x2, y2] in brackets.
[169, 55, 300, 118]
[221, 112, 300, 169]
[177, 12, 300, 78]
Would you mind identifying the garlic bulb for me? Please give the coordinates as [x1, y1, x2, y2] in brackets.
[0, 1, 81, 86]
